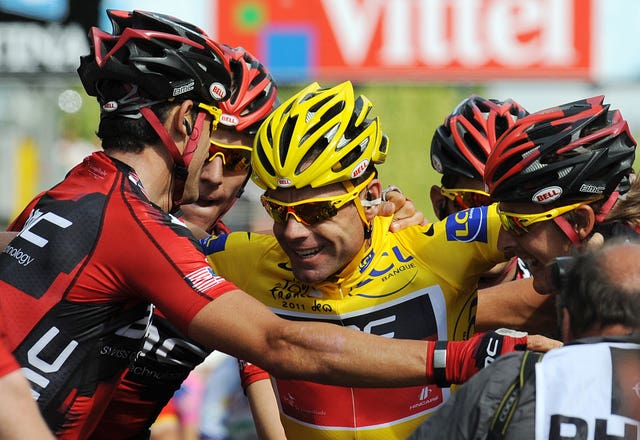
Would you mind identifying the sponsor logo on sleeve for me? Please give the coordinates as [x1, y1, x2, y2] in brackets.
[200, 234, 229, 255]
[445, 205, 489, 243]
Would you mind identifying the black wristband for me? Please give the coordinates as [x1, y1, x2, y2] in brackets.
[433, 340, 449, 388]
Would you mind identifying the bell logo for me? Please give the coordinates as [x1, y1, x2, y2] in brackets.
[209, 82, 227, 100]
[277, 178, 293, 188]
[350, 159, 370, 179]
[102, 101, 118, 112]
[220, 114, 239, 126]
[532, 186, 562, 204]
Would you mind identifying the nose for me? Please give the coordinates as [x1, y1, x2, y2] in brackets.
[278, 214, 311, 240]
[200, 156, 224, 187]
[497, 228, 518, 258]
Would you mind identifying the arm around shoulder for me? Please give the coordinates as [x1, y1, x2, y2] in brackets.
[187, 289, 429, 387]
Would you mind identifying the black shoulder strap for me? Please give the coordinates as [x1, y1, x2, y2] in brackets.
[487, 351, 543, 440]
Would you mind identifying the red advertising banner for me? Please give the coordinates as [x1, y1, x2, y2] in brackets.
[214, 0, 592, 82]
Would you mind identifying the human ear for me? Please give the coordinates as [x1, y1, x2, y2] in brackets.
[572, 204, 596, 241]
[362, 179, 382, 221]
[173, 100, 195, 138]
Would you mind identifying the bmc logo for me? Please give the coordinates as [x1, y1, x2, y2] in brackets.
[21, 327, 78, 400]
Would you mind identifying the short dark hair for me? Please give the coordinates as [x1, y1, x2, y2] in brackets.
[97, 100, 198, 153]
[560, 238, 640, 336]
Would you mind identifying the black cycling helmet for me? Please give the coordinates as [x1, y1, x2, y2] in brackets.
[485, 96, 636, 205]
[77, 9, 233, 211]
[78, 9, 231, 114]
[431, 95, 529, 180]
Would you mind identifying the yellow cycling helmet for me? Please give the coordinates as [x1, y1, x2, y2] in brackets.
[252, 81, 388, 190]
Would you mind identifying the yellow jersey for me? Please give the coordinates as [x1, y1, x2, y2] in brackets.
[201, 204, 504, 439]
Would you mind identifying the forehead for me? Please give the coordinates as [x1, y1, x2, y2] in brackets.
[265, 182, 346, 202]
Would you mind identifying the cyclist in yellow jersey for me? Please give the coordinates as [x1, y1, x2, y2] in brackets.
[199, 82, 553, 439]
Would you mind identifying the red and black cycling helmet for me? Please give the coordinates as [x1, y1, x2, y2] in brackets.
[431, 95, 529, 180]
[218, 45, 278, 135]
[485, 96, 636, 205]
[77, 10, 233, 211]
[78, 9, 231, 113]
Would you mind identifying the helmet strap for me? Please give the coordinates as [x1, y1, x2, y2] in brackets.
[343, 180, 373, 240]
[553, 216, 581, 245]
[594, 191, 619, 223]
[553, 192, 618, 246]
[139, 107, 207, 211]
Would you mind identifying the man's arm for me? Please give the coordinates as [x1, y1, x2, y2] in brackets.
[0, 232, 17, 249]
[0, 369, 55, 439]
[246, 379, 286, 440]
[188, 290, 428, 387]
[476, 278, 559, 337]
[187, 290, 546, 388]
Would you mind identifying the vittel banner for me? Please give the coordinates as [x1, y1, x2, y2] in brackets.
[215, 0, 591, 82]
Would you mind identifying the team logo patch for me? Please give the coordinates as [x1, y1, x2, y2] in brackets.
[445, 205, 489, 243]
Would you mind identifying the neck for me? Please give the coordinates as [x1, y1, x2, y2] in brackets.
[107, 145, 174, 211]
[571, 324, 638, 342]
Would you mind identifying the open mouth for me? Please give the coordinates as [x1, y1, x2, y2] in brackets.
[295, 247, 321, 259]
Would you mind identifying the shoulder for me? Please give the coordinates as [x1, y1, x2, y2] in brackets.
[200, 231, 278, 257]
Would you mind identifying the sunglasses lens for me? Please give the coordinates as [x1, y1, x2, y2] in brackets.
[499, 213, 528, 236]
[261, 200, 287, 224]
[261, 199, 338, 225]
[466, 192, 492, 208]
[295, 202, 338, 224]
[209, 145, 251, 171]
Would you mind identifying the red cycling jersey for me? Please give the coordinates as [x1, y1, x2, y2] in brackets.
[0, 152, 236, 439]
[0, 319, 18, 378]
[91, 218, 234, 438]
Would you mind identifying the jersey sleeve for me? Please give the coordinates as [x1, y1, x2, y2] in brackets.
[94, 198, 238, 334]
[200, 231, 274, 292]
[403, 203, 505, 293]
[239, 360, 270, 391]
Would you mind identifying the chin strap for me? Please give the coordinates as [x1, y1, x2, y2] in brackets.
[140, 107, 208, 211]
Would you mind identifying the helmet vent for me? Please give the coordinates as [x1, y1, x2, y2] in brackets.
[297, 142, 327, 175]
[305, 111, 315, 123]
[557, 167, 573, 179]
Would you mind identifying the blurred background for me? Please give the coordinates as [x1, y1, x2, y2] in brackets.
[2, 0, 640, 229]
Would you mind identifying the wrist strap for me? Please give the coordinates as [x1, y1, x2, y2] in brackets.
[433, 340, 449, 387]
